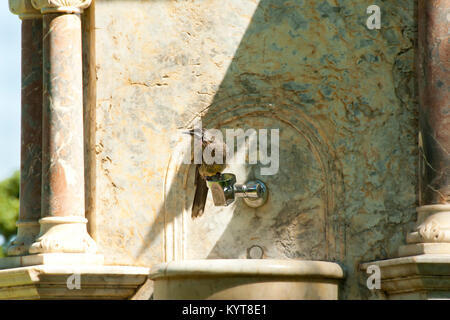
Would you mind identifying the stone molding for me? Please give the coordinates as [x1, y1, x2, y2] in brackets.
[31, 0, 91, 14]
[0, 265, 149, 300]
[0, 253, 104, 269]
[8, 0, 41, 19]
[361, 255, 450, 299]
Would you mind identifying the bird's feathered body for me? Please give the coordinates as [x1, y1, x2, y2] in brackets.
[198, 163, 227, 178]
[186, 128, 227, 218]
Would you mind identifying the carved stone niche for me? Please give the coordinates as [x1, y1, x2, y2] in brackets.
[163, 95, 345, 263]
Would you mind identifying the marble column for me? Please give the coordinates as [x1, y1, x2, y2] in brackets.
[7, 0, 42, 256]
[29, 0, 97, 254]
[399, 0, 450, 256]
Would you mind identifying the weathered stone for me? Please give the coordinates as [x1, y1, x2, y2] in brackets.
[30, 12, 96, 254]
[361, 255, 450, 299]
[416, 0, 450, 206]
[6, 15, 43, 256]
[0, 265, 149, 300]
[9, 0, 40, 19]
[4, 0, 449, 301]
[363, 0, 450, 299]
[399, 0, 450, 256]
[93, 0, 419, 299]
[31, 0, 91, 14]
[150, 260, 344, 300]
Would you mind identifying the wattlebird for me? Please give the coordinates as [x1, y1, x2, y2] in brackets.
[185, 128, 227, 218]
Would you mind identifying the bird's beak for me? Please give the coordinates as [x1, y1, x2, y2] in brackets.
[183, 129, 203, 139]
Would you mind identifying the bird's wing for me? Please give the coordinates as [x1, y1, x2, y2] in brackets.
[192, 165, 208, 218]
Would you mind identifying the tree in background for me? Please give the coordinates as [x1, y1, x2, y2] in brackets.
[0, 171, 19, 257]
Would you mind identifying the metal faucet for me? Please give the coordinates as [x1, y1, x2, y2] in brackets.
[206, 173, 268, 208]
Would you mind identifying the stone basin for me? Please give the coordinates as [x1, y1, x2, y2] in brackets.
[149, 259, 344, 300]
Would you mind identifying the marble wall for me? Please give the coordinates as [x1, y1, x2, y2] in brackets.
[93, 0, 418, 299]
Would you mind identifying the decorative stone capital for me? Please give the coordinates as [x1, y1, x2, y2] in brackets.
[31, 0, 91, 14]
[8, 0, 41, 19]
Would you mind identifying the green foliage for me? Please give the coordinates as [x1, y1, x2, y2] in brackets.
[0, 171, 20, 257]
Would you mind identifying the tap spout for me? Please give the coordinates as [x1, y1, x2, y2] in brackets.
[206, 173, 268, 208]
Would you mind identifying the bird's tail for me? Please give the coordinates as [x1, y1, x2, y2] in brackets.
[192, 166, 208, 218]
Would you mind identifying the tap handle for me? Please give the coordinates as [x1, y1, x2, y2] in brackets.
[234, 183, 262, 198]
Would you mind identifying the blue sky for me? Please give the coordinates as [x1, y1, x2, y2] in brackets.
[0, 1, 21, 181]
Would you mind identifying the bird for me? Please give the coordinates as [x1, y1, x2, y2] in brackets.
[185, 128, 227, 218]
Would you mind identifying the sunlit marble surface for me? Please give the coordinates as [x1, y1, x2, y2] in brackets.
[94, 0, 418, 299]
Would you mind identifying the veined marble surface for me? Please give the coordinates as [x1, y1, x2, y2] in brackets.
[93, 0, 418, 299]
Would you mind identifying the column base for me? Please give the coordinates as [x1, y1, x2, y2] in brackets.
[29, 216, 97, 254]
[361, 254, 450, 299]
[0, 264, 149, 299]
[6, 220, 40, 256]
[405, 205, 450, 244]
